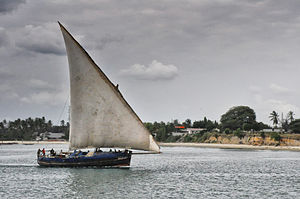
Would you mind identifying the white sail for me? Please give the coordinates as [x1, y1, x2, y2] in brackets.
[59, 22, 160, 153]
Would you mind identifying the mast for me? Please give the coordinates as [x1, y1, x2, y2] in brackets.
[58, 22, 160, 153]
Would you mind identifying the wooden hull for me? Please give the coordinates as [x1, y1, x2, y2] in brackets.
[37, 152, 131, 167]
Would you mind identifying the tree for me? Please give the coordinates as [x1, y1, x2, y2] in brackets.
[224, 128, 231, 134]
[287, 111, 295, 123]
[281, 119, 289, 132]
[256, 122, 271, 131]
[269, 111, 279, 128]
[233, 128, 245, 139]
[183, 119, 191, 128]
[173, 119, 179, 125]
[270, 132, 281, 141]
[193, 120, 205, 128]
[60, 120, 65, 127]
[47, 120, 52, 127]
[220, 106, 256, 130]
[290, 119, 300, 134]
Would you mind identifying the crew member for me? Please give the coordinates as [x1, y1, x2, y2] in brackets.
[42, 148, 45, 156]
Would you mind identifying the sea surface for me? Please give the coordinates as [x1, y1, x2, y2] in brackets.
[0, 144, 299, 199]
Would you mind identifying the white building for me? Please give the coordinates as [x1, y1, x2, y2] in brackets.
[171, 128, 206, 136]
[183, 128, 206, 134]
[260, 129, 282, 133]
[37, 132, 65, 140]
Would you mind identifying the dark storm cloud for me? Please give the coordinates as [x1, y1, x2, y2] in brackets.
[0, 28, 9, 47]
[0, 0, 25, 14]
[17, 42, 65, 55]
[0, 0, 300, 123]
[0, 68, 14, 80]
[15, 23, 65, 55]
[96, 34, 123, 50]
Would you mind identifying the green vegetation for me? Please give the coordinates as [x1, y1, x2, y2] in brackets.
[220, 106, 256, 130]
[1, 106, 300, 143]
[260, 131, 265, 139]
[144, 117, 218, 142]
[269, 111, 279, 128]
[224, 128, 231, 135]
[143, 106, 300, 143]
[220, 106, 269, 131]
[233, 128, 245, 139]
[270, 132, 281, 141]
[289, 119, 300, 134]
[0, 117, 69, 141]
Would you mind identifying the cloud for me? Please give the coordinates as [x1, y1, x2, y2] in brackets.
[0, 0, 25, 14]
[0, 27, 10, 47]
[0, 82, 19, 101]
[16, 23, 65, 55]
[0, 68, 14, 80]
[27, 79, 54, 90]
[1, 0, 300, 123]
[20, 90, 67, 106]
[266, 99, 299, 114]
[249, 85, 262, 93]
[96, 34, 123, 50]
[120, 60, 178, 80]
[269, 83, 293, 94]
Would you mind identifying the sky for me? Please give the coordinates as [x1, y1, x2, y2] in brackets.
[0, 0, 300, 125]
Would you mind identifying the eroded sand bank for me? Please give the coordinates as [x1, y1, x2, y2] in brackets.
[159, 142, 300, 151]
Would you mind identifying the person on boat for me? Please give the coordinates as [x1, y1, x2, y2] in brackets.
[50, 148, 54, 156]
[59, 150, 63, 158]
[42, 148, 45, 156]
[37, 149, 41, 157]
[70, 150, 77, 158]
[95, 148, 103, 153]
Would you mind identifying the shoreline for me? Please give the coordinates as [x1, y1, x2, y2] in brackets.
[159, 142, 300, 151]
[1, 140, 300, 151]
[0, 140, 69, 145]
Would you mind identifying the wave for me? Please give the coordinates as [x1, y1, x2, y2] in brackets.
[0, 163, 38, 167]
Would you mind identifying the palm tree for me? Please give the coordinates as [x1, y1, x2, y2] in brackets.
[269, 111, 279, 128]
[287, 111, 295, 123]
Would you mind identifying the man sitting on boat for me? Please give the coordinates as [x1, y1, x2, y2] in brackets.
[50, 148, 56, 156]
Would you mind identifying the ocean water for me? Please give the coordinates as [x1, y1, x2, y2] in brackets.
[0, 144, 299, 199]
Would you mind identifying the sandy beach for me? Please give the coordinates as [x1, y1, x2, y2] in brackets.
[0, 140, 69, 145]
[159, 142, 300, 151]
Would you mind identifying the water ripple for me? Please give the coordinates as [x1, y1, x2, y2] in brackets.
[0, 144, 299, 198]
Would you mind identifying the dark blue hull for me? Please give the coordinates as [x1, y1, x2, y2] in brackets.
[37, 152, 131, 167]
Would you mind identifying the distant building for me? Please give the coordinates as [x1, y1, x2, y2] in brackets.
[212, 128, 220, 132]
[171, 128, 206, 136]
[260, 129, 282, 133]
[183, 128, 206, 134]
[47, 132, 65, 140]
[37, 132, 65, 141]
[172, 131, 187, 136]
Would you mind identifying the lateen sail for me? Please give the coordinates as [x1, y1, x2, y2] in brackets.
[59, 22, 160, 153]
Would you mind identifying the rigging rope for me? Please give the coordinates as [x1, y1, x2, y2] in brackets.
[57, 94, 69, 125]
